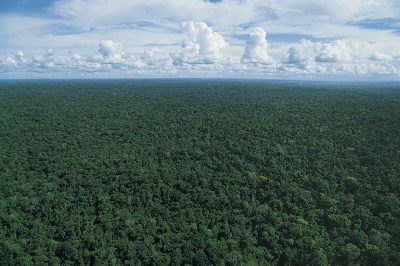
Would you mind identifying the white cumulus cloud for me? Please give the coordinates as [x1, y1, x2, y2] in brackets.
[369, 52, 393, 61]
[98, 40, 125, 64]
[170, 21, 228, 65]
[15, 51, 26, 64]
[282, 39, 355, 73]
[335, 63, 397, 75]
[242, 27, 274, 65]
[0, 55, 17, 72]
[32, 49, 56, 68]
[315, 40, 353, 62]
[282, 39, 319, 65]
[1, 17, 399, 79]
[279, 38, 400, 77]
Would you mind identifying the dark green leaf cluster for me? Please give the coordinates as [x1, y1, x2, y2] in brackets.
[0, 80, 399, 265]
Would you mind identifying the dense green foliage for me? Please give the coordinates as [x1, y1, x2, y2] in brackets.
[0, 80, 399, 265]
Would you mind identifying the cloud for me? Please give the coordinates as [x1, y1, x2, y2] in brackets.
[15, 51, 26, 64]
[0, 19, 399, 79]
[170, 21, 229, 65]
[369, 52, 393, 61]
[97, 40, 125, 64]
[85, 40, 175, 72]
[279, 38, 400, 76]
[282, 39, 319, 65]
[335, 62, 397, 75]
[98, 40, 124, 57]
[315, 40, 353, 62]
[2, 0, 400, 71]
[241, 27, 274, 64]
[0, 54, 17, 72]
[50, 0, 259, 31]
[140, 49, 172, 68]
[283, 39, 354, 67]
[31, 49, 57, 68]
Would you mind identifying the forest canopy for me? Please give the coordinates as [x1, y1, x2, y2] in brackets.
[0, 80, 399, 265]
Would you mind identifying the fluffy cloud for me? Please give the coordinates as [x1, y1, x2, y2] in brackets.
[0, 50, 29, 71]
[98, 40, 123, 57]
[2, 0, 400, 66]
[335, 63, 397, 75]
[315, 40, 353, 62]
[1, 20, 399, 79]
[279, 38, 400, 76]
[242, 27, 274, 65]
[140, 49, 172, 68]
[170, 21, 228, 65]
[283, 39, 354, 68]
[15, 51, 26, 64]
[97, 40, 125, 64]
[31, 49, 56, 68]
[282, 39, 319, 65]
[369, 52, 393, 61]
[0, 54, 17, 72]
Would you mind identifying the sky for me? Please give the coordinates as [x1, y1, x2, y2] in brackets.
[0, 0, 400, 80]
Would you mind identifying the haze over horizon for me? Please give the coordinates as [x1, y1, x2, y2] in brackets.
[1, 0, 400, 80]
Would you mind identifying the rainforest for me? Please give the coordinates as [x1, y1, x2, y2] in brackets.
[0, 79, 399, 265]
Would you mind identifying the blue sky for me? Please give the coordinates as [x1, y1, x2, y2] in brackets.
[1, 0, 399, 80]
[0, 0, 55, 13]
